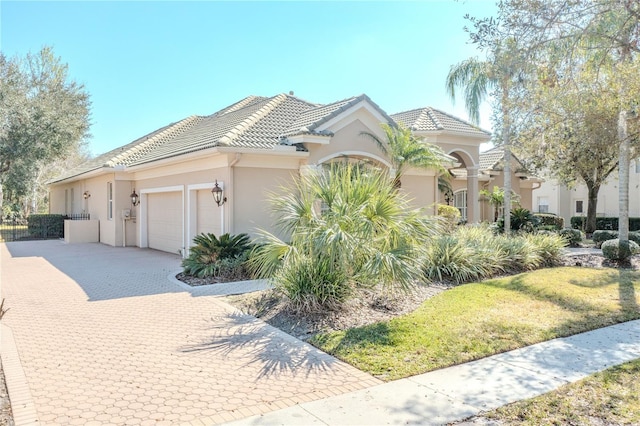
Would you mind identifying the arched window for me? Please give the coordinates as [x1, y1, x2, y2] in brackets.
[454, 190, 467, 221]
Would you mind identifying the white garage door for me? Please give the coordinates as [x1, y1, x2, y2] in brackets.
[196, 189, 222, 236]
[147, 192, 183, 254]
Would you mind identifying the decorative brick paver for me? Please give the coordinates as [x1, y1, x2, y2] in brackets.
[0, 241, 380, 425]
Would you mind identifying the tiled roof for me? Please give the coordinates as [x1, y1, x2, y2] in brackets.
[391, 107, 491, 137]
[281, 94, 395, 137]
[479, 147, 505, 170]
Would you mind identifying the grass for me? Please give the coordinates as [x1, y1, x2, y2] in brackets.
[310, 266, 640, 381]
[484, 358, 640, 425]
[0, 224, 28, 242]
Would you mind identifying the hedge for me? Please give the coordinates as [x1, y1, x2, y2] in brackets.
[592, 229, 640, 248]
[534, 213, 564, 230]
[570, 216, 640, 232]
[27, 214, 65, 239]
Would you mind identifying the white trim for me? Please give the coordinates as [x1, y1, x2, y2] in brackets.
[138, 185, 185, 256]
[316, 100, 390, 134]
[315, 151, 393, 169]
[285, 134, 332, 145]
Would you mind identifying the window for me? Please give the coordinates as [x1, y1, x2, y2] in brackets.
[107, 182, 113, 220]
[538, 196, 549, 213]
[64, 189, 69, 215]
[636, 159, 640, 174]
[454, 190, 467, 221]
[575, 200, 584, 214]
[70, 188, 74, 214]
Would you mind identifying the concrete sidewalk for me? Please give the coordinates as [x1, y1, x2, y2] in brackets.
[228, 320, 640, 425]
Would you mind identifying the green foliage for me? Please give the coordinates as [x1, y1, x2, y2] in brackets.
[602, 239, 640, 262]
[0, 47, 91, 211]
[182, 232, 252, 278]
[510, 208, 540, 233]
[572, 217, 640, 232]
[535, 213, 564, 230]
[360, 123, 448, 188]
[26, 214, 65, 238]
[424, 225, 565, 284]
[558, 228, 583, 247]
[592, 230, 619, 248]
[250, 162, 437, 312]
[437, 204, 461, 231]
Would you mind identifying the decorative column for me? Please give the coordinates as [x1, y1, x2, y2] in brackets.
[467, 166, 480, 223]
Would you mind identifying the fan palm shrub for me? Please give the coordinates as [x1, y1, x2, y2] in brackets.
[250, 162, 438, 312]
[182, 232, 253, 278]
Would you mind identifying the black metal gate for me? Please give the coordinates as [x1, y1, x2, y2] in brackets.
[0, 214, 90, 242]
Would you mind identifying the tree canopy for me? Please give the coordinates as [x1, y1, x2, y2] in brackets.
[0, 46, 91, 216]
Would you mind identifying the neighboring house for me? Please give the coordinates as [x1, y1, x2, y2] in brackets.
[533, 160, 640, 226]
[49, 92, 532, 256]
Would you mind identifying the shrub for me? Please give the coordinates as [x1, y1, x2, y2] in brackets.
[182, 232, 253, 278]
[495, 234, 541, 271]
[524, 233, 567, 267]
[511, 208, 540, 233]
[27, 214, 65, 238]
[250, 163, 438, 312]
[571, 217, 640, 232]
[629, 231, 640, 245]
[437, 204, 461, 231]
[592, 230, 618, 248]
[558, 228, 583, 247]
[534, 213, 564, 230]
[602, 239, 640, 261]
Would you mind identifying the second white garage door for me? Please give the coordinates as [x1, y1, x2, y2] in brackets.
[147, 191, 183, 254]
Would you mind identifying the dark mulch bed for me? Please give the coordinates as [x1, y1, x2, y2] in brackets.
[0, 362, 13, 426]
[175, 271, 253, 287]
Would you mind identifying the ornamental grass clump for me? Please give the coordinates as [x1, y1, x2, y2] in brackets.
[250, 162, 438, 313]
[424, 225, 566, 284]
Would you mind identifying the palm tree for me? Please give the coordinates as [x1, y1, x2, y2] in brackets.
[446, 49, 518, 233]
[360, 123, 448, 189]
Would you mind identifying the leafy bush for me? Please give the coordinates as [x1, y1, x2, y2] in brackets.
[437, 204, 461, 232]
[592, 230, 618, 248]
[571, 216, 640, 232]
[629, 232, 640, 245]
[182, 232, 252, 278]
[250, 163, 437, 312]
[495, 234, 541, 271]
[602, 239, 640, 261]
[27, 214, 65, 238]
[534, 213, 564, 230]
[558, 228, 583, 247]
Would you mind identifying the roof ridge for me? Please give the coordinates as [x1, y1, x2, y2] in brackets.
[216, 95, 264, 116]
[217, 94, 288, 146]
[105, 115, 200, 167]
[429, 107, 491, 135]
[421, 107, 444, 130]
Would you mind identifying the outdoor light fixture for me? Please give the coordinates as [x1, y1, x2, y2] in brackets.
[211, 180, 226, 207]
[130, 189, 140, 206]
[83, 191, 91, 200]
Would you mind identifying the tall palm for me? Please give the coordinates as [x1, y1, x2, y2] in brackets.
[360, 123, 448, 189]
[446, 53, 516, 233]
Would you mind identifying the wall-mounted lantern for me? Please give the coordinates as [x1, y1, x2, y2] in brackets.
[83, 191, 91, 200]
[211, 180, 226, 207]
[130, 189, 140, 206]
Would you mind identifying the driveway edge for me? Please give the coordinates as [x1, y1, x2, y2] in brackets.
[1, 324, 38, 425]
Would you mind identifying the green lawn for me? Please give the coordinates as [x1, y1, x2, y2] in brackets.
[484, 358, 640, 425]
[310, 267, 640, 381]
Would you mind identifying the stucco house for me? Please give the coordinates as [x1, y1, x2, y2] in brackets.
[48, 92, 536, 256]
[533, 160, 640, 226]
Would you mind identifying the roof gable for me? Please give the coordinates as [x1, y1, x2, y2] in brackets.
[391, 107, 491, 138]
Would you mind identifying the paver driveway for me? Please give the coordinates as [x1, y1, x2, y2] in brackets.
[0, 241, 380, 425]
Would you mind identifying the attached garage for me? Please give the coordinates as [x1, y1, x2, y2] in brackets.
[195, 189, 221, 236]
[147, 191, 183, 254]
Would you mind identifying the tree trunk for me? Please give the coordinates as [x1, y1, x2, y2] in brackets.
[618, 109, 629, 243]
[502, 89, 512, 235]
[585, 183, 600, 234]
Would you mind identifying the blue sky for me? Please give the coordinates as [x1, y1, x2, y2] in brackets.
[1, 1, 497, 156]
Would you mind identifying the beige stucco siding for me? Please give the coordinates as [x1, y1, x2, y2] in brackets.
[400, 175, 437, 212]
[307, 118, 388, 167]
[232, 167, 297, 238]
